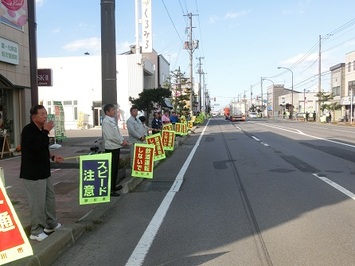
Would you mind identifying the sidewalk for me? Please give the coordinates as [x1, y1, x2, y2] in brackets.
[2, 128, 190, 266]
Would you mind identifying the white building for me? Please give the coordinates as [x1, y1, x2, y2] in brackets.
[38, 49, 170, 130]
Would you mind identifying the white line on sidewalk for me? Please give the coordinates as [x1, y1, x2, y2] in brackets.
[125, 120, 210, 266]
[312, 173, 355, 200]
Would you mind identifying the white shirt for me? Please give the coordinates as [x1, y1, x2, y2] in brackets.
[102, 115, 125, 149]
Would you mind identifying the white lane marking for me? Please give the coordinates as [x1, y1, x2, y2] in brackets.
[252, 136, 260, 141]
[5, 186, 12, 189]
[251, 135, 269, 147]
[313, 173, 355, 200]
[126, 120, 210, 266]
[260, 123, 355, 149]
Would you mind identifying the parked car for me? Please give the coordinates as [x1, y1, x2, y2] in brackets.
[295, 113, 306, 120]
[248, 112, 258, 118]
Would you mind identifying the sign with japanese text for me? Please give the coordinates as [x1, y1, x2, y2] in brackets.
[0, 37, 19, 65]
[0, 179, 33, 265]
[162, 130, 175, 151]
[37, 69, 53, 86]
[53, 101, 67, 141]
[146, 134, 166, 161]
[188, 121, 193, 129]
[181, 123, 188, 136]
[163, 123, 173, 131]
[174, 123, 182, 135]
[142, 0, 152, 53]
[132, 144, 155, 179]
[79, 154, 111, 205]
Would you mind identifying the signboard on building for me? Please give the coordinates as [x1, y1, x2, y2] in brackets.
[142, 0, 152, 53]
[37, 69, 53, 86]
[0, 37, 19, 65]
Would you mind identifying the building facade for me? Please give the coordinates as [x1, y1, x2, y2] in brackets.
[0, 4, 32, 148]
[38, 50, 170, 130]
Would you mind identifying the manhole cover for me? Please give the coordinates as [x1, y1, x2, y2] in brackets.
[54, 182, 77, 195]
[134, 181, 174, 192]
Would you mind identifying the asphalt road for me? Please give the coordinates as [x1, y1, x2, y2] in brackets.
[53, 118, 355, 266]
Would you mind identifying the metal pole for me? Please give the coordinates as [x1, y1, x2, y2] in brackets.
[304, 89, 306, 113]
[351, 89, 353, 125]
[318, 34, 322, 122]
[188, 13, 194, 114]
[28, 0, 38, 106]
[101, 0, 117, 106]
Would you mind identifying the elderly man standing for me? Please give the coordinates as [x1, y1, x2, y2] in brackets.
[20, 105, 64, 242]
[126, 106, 146, 165]
[102, 104, 129, 197]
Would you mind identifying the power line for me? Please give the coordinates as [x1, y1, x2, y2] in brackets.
[161, 0, 184, 45]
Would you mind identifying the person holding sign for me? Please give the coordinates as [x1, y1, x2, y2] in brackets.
[127, 106, 147, 165]
[102, 104, 129, 197]
[151, 111, 162, 134]
[20, 105, 64, 242]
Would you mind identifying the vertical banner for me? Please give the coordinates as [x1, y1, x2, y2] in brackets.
[174, 123, 182, 135]
[188, 121, 194, 130]
[79, 154, 111, 205]
[141, 0, 152, 53]
[53, 101, 67, 141]
[162, 130, 175, 151]
[0, 179, 33, 265]
[146, 134, 166, 161]
[181, 123, 188, 136]
[132, 143, 155, 179]
[163, 123, 173, 131]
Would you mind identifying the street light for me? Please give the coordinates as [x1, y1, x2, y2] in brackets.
[277, 66, 294, 118]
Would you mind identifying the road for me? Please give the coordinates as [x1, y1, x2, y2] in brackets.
[53, 118, 355, 266]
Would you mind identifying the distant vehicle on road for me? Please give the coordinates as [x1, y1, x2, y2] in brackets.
[248, 112, 258, 118]
[230, 113, 246, 122]
[295, 113, 306, 120]
[224, 107, 230, 120]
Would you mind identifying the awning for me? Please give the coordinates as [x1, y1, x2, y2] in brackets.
[161, 98, 173, 109]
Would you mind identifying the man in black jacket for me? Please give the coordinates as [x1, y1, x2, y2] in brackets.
[20, 105, 64, 241]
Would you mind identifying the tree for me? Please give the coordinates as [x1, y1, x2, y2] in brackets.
[316, 91, 334, 113]
[169, 68, 191, 114]
[129, 87, 171, 122]
[316, 92, 341, 122]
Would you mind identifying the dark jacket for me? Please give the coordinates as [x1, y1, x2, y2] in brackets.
[151, 118, 162, 134]
[20, 122, 51, 180]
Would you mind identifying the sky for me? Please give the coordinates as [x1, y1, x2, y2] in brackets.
[35, 0, 355, 108]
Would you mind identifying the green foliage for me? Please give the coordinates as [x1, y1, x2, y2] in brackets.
[194, 113, 206, 125]
[316, 92, 334, 112]
[170, 68, 191, 113]
[129, 88, 171, 119]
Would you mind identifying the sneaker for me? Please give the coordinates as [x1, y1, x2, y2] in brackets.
[44, 223, 61, 234]
[30, 232, 48, 242]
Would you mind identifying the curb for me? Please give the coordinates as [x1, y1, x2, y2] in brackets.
[8, 129, 195, 266]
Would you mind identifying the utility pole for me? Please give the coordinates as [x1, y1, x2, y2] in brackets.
[197, 56, 204, 112]
[27, 0, 38, 106]
[202, 71, 207, 113]
[318, 34, 321, 122]
[184, 13, 199, 115]
[260, 76, 263, 111]
[101, 0, 117, 106]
